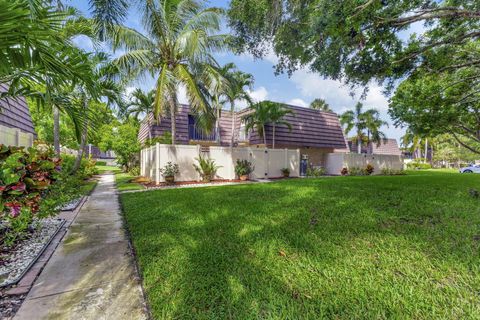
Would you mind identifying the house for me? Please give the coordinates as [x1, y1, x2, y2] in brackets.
[0, 84, 36, 147]
[139, 103, 347, 168]
[347, 138, 402, 156]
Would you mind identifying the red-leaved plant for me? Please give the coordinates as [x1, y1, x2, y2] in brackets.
[0, 144, 61, 245]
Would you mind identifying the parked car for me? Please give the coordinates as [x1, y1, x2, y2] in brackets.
[459, 164, 480, 173]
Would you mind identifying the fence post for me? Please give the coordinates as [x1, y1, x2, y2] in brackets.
[155, 143, 160, 185]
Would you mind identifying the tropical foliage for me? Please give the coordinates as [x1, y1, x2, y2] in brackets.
[111, 0, 227, 144]
[243, 101, 293, 147]
[340, 102, 387, 154]
[309, 98, 332, 112]
[193, 155, 221, 182]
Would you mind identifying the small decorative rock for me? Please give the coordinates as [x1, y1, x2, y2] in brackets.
[0, 218, 64, 287]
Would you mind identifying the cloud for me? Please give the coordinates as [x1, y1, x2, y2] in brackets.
[249, 86, 269, 102]
[287, 98, 308, 108]
[289, 69, 389, 113]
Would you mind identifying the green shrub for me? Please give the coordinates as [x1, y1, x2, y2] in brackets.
[407, 161, 432, 170]
[348, 167, 365, 176]
[235, 159, 254, 178]
[306, 167, 326, 177]
[281, 168, 290, 176]
[380, 168, 406, 175]
[160, 162, 179, 177]
[61, 154, 98, 179]
[96, 161, 107, 166]
[193, 155, 222, 182]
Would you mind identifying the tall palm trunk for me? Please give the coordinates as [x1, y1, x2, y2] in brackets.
[357, 130, 362, 154]
[262, 124, 267, 146]
[72, 97, 88, 174]
[215, 99, 221, 144]
[53, 105, 60, 156]
[230, 100, 235, 148]
[169, 97, 176, 145]
[272, 123, 276, 149]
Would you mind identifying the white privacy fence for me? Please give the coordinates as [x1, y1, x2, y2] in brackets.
[325, 153, 404, 175]
[0, 125, 34, 147]
[141, 144, 300, 183]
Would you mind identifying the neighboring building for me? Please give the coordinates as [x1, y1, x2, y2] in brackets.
[0, 84, 36, 147]
[139, 103, 347, 168]
[347, 138, 402, 156]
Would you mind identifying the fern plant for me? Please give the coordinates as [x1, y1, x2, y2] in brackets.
[193, 155, 222, 182]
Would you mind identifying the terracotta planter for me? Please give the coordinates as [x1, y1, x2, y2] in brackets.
[239, 175, 249, 181]
[164, 176, 175, 184]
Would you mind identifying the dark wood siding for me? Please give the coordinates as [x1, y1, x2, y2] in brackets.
[248, 104, 346, 149]
[0, 84, 36, 135]
[141, 103, 347, 149]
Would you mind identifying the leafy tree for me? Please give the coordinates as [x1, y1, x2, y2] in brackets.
[228, 0, 480, 91]
[340, 102, 387, 154]
[98, 120, 141, 171]
[111, 0, 227, 145]
[218, 63, 254, 147]
[390, 67, 480, 154]
[309, 98, 332, 112]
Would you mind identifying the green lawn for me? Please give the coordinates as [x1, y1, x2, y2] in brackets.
[95, 164, 121, 174]
[120, 173, 480, 319]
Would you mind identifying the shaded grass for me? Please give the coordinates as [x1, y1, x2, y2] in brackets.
[121, 173, 480, 319]
[96, 165, 121, 174]
[115, 172, 144, 191]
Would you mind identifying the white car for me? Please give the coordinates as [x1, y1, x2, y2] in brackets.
[459, 164, 480, 173]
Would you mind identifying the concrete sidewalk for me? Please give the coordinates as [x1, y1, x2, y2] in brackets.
[15, 173, 148, 320]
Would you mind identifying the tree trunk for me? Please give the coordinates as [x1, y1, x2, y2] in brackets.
[53, 105, 60, 157]
[230, 100, 235, 148]
[169, 97, 176, 145]
[72, 97, 88, 174]
[424, 138, 428, 162]
[272, 123, 276, 149]
[357, 136, 362, 154]
[216, 101, 220, 144]
[262, 124, 267, 146]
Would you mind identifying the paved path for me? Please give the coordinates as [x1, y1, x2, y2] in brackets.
[15, 173, 148, 320]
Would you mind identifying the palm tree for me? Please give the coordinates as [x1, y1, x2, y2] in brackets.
[243, 101, 293, 148]
[340, 102, 387, 154]
[309, 98, 332, 112]
[218, 63, 254, 147]
[122, 89, 155, 120]
[71, 53, 123, 173]
[401, 128, 429, 161]
[363, 109, 388, 152]
[267, 102, 293, 149]
[242, 102, 271, 146]
[111, 0, 226, 145]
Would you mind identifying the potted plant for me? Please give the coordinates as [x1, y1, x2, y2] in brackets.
[281, 167, 290, 178]
[235, 159, 254, 181]
[159, 162, 179, 184]
[193, 155, 221, 183]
